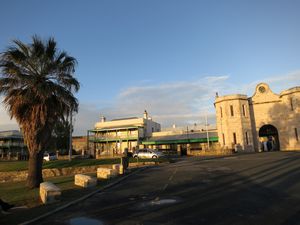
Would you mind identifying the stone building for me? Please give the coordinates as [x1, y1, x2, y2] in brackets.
[214, 83, 300, 152]
[88, 110, 161, 157]
[87, 110, 220, 157]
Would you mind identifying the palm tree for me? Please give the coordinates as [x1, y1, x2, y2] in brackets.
[0, 36, 80, 188]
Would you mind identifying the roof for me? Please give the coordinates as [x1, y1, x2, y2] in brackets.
[111, 117, 139, 121]
[142, 131, 218, 145]
[142, 137, 218, 145]
[0, 130, 23, 139]
[149, 131, 218, 141]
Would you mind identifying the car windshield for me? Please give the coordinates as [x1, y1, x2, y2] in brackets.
[49, 153, 55, 156]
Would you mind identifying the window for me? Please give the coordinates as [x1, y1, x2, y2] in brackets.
[220, 107, 223, 118]
[233, 133, 237, 144]
[230, 105, 234, 117]
[242, 105, 246, 117]
[290, 98, 294, 111]
[245, 132, 249, 145]
[222, 133, 225, 145]
[295, 128, 299, 142]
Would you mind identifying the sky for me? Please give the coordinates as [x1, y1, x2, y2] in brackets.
[0, 0, 300, 135]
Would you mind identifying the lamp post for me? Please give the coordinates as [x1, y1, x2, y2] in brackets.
[205, 114, 210, 150]
[186, 126, 189, 140]
[69, 108, 73, 161]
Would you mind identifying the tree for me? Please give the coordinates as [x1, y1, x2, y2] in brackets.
[53, 117, 71, 154]
[0, 36, 79, 188]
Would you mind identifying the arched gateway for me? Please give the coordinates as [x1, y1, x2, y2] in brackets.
[215, 83, 300, 152]
[258, 124, 280, 151]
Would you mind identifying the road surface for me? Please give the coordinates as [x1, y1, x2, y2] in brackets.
[37, 151, 300, 225]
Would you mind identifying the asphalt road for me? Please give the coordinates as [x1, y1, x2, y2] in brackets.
[37, 152, 300, 225]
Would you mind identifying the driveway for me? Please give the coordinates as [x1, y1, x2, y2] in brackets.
[36, 152, 300, 225]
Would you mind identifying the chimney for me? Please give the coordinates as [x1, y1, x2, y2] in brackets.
[143, 110, 148, 119]
[100, 115, 106, 123]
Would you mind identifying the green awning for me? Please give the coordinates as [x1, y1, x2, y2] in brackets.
[142, 137, 218, 145]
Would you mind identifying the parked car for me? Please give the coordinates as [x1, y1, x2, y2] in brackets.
[43, 152, 57, 161]
[133, 148, 164, 159]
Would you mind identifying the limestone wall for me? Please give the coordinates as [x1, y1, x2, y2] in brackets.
[0, 165, 110, 183]
[215, 95, 254, 152]
[250, 84, 300, 151]
[215, 83, 300, 152]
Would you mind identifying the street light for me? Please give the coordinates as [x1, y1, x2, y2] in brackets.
[69, 107, 73, 161]
[205, 114, 210, 150]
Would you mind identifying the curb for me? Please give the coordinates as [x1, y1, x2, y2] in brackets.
[19, 166, 148, 225]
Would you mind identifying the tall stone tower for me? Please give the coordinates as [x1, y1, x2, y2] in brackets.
[215, 94, 254, 151]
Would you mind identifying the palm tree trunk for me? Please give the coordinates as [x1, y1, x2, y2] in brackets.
[26, 151, 44, 188]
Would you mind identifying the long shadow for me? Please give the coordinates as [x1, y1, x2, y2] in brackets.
[10, 154, 300, 225]
[122, 167, 300, 224]
[124, 154, 300, 224]
[238, 158, 300, 184]
[232, 152, 300, 174]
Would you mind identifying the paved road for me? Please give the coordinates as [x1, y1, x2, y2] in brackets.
[38, 152, 300, 225]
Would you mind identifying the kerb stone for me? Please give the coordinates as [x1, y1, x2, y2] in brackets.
[97, 168, 118, 179]
[39, 182, 61, 204]
[74, 174, 97, 188]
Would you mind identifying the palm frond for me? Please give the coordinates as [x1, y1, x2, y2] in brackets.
[0, 35, 80, 157]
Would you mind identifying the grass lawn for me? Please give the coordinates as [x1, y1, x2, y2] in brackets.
[0, 157, 169, 224]
[0, 157, 170, 224]
[0, 171, 128, 225]
[0, 157, 168, 172]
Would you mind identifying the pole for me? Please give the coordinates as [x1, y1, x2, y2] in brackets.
[86, 130, 89, 156]
[205, 114, 210, 150]
[186, 126, 189, 140]
[69, 108, 73, 161]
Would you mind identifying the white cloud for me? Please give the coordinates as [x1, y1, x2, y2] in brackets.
[79, 75, 230, 134]
[73, 102, 102, 135]
[0, 97, 19, 131]
[1, 71, 300, 135]
[236, 70, 300, 95]
[74, 71, 300, 135]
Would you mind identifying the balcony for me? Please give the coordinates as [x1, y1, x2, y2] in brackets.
[89, 135, 138, 143]
[0, 142, 26, 148]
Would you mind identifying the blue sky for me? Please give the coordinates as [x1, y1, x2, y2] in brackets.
[0, 0, 300, 134]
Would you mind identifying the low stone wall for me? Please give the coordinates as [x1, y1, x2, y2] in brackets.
[190, 149, 233, 156]
[0, 161, 157, 183]
[0, 165, 109, 183]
